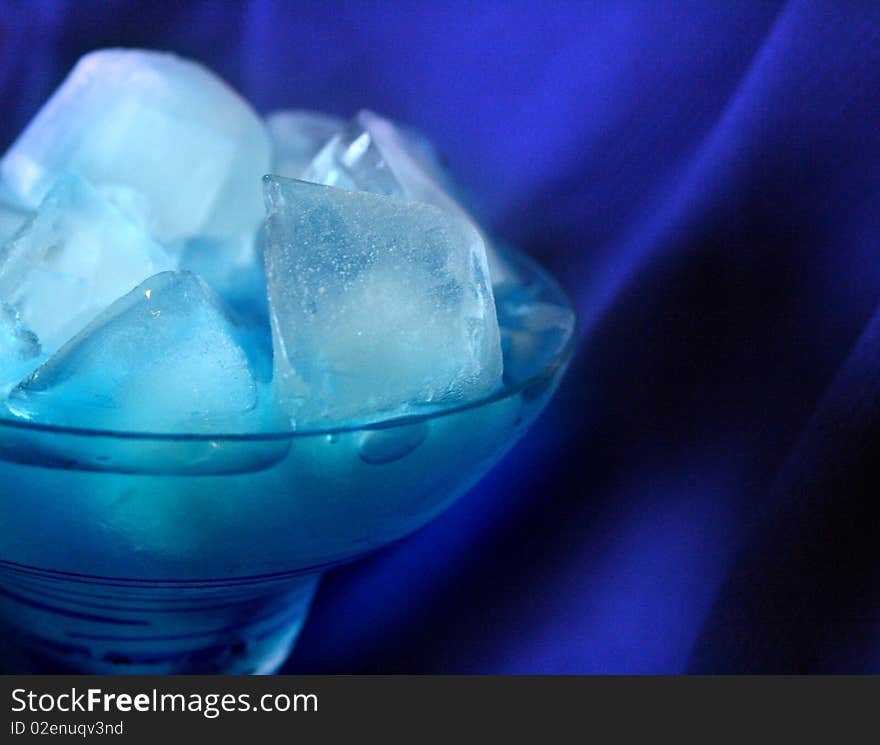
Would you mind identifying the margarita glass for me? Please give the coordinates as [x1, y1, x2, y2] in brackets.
[0, 247, 575, 674]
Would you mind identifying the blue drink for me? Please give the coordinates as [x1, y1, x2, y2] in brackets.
[0, 247, 574, 673]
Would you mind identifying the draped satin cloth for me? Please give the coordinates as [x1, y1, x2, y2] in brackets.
[2, 1, 878, 673]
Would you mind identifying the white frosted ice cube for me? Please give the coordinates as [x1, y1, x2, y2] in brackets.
[302, 109, 512, 285]
[266, 109, 344, 178]
[0, 48, 271, 241]
[6, 271, 260, 433]
[0, 173, 173, 354]
[264, 176, 503, 427]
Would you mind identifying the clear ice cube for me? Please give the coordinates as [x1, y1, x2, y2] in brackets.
[302, 111, 401, 196]
[6, 271, 260, 433]
[0, 173, 173, 354]
[302, 109, 512, 285]
[264, 176, 503, 427]
[301, 110, 454, 204]
[0, 48, 271, 241]
[266, 109, 344, 178]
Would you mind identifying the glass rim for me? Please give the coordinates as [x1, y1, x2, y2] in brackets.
[0, 247, 578, 443]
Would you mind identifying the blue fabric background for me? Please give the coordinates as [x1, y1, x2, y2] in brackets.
[2, 0, 878, 673]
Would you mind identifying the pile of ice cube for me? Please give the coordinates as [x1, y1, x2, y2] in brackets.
[0, 49, 508, 433]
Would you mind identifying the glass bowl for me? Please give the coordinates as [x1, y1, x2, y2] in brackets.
[0, 246, 576, 673]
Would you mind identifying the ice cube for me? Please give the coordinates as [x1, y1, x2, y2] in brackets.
[302, 111, 401, 196]
[6, 271, 260, 433]
[301, 110, 454, 203]
[264, 176, 503, 427]
[0, 48, 271, 241]
[0, 303, 41, 390]
[266, 109, 344, 178]
[302, 109, 511, 285]
[0, 173, 173, 354]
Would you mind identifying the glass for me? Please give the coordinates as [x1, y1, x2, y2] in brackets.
[0, 246, 576, 673]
